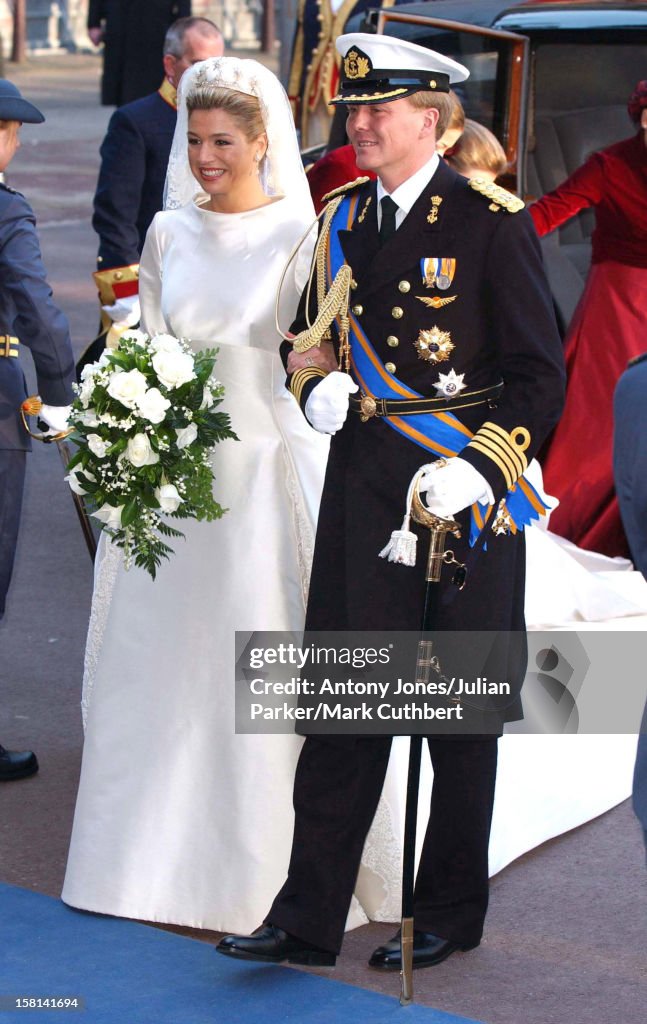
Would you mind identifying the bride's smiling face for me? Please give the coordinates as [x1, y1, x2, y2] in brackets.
[187, 107, 267, 212]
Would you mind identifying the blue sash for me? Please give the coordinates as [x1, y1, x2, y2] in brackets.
[328, 194, 549, 544]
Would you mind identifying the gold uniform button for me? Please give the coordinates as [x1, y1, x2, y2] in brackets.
[352, 304, 364, 316]
[113, 271, 123, 281]
[398, 280, 411, 293]
[391, 306, 404, 319]
[385, 361, 397, 374]
[387, 336, 399, 348]
[350, 279, 358, 290]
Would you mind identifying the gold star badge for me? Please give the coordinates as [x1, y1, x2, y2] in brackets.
[414, 326, 454, 363]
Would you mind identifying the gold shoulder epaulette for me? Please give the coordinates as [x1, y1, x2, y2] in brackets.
[468, 177, 525, 213]
[322, 176, 371, 204]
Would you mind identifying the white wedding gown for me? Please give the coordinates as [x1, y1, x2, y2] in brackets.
[63, 200, 644, 930]
[62, 197, 331, 932]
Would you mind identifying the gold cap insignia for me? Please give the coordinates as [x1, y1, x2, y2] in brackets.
[344, 49, 371, 80]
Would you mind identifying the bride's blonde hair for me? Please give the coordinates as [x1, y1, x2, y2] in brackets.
[186, 86, 265, 142]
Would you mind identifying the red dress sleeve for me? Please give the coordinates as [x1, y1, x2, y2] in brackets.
[529, 152, 606, 236]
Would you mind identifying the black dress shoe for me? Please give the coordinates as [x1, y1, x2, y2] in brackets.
[0, 745, 38, 782]
[369, 930, 478, 970]
[216, 924, 336, 966]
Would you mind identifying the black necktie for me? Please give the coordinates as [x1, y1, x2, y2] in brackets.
[379, 195, 398, 245]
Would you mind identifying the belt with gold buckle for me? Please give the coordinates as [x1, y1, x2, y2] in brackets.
[350, 382, 504, 421]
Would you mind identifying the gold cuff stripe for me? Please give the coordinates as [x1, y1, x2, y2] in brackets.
[478, 424, 528, 478]
[468, 437, 517, 489]
[467, 422, 529, 489]
[291, 367, 326, 404]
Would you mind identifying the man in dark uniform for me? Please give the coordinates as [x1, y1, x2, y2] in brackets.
[613, 357, 647, 856]
[0, 80, 75, 781]
[88, 0, 192, 107]
[89, 16, 224, 352]
[217, 34, 565, 969]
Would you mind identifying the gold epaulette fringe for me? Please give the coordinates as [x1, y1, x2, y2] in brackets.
[468, 177, 525, 213]
[321, 175, 371, 204]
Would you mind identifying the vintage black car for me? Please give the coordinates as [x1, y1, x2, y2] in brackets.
[307, 0, 647, 332]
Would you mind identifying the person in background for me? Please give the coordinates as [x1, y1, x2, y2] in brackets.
[0, 80, 75, 781]
[529, 80, 647, 559]
[306, 89, 465, 213]
[613, 355, 647, 857]
[88, 16, 224, 360]
[87, 0, 191, 107]
[444, 118, 507, 182]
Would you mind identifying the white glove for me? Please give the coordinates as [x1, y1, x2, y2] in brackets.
[101, 294, 141, 328]
[39, 403, 72, 435]
[304, 371, 359, 434]
[416, 457, 493, 518]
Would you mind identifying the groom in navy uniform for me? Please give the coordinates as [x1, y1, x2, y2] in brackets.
[217, 34, 565, 969]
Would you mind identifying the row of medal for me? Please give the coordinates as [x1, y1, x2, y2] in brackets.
[411, 257, 465, 399]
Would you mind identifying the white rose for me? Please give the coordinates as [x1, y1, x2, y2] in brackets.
[155, 483, 183, 513]
[65, 467, 96, 495]
[136, 387, 171, 424]
[149, 333, 182, 354]
[152, 349, 195, 390]
[87, 433, 110, 459]
[107, 368, 148, 409]
[92, 503, 124, 529]
[127, 432, 160, 467]
[175, 423, 198, 449]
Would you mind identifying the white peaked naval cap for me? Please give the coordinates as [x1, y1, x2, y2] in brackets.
[332, 32, 469, 105]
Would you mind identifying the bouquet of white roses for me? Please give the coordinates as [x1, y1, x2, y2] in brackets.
[66, 329, 236, 578]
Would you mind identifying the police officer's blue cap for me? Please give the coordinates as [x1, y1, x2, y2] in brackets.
[0, 79, 45, 123]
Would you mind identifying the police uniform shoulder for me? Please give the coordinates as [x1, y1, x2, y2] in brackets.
[0, 181, 22, 197]
[321, 176, 371, 204]
[468, 176, 525, 214]
[626, 352, 647, 370]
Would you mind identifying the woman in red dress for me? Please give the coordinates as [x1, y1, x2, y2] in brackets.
[530, 81, 647, 558]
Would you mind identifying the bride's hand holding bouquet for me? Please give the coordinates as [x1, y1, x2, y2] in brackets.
[66, 329, 237, 578]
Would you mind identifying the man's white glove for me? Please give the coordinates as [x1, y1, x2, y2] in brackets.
[39, 403, 72, 436]
[101, 294, 141, 328]
[416, 457, 493, 518]
[304, 371, 358, 434]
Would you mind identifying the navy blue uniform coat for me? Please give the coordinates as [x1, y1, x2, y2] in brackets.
[268, 161, 566, 955]
[93, 88, 177, 270]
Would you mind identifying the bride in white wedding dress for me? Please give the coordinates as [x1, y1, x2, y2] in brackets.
[62, 57, 330, 932]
